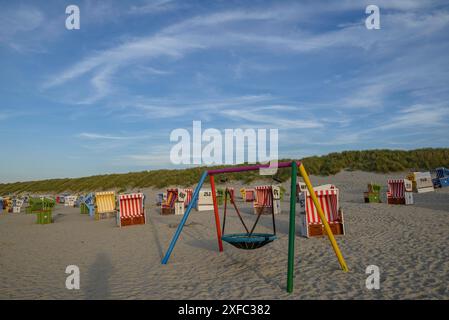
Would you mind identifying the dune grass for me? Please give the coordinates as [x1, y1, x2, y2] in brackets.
[1, 148, 448, 194]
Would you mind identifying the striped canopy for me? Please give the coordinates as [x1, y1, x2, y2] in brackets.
[254, 186, 273, 208]
[162, 188, 178, 209]
[119, 193, 144, 218]
[303, 189, 339, 224]
[95, 191, 116, 213]
[387, 179, 407, 198]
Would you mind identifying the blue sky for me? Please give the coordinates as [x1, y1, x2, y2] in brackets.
[1, 0, 449, 182]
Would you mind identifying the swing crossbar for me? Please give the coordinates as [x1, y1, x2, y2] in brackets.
[207, 161, 297, 175]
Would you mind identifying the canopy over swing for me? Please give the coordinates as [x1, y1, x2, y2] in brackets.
[160, 161, 348, 293]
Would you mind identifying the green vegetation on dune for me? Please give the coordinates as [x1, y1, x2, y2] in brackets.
[1, 148, 448, 194]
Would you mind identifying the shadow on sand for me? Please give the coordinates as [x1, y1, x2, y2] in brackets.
[147, 213, 165, 260]
[85, 252, 113, 299]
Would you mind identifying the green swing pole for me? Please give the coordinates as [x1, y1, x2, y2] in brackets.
[287, 161, 297, 293]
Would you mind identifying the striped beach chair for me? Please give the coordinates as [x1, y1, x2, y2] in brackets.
[253, 185, 281, 215]
[94, 191, 117, 220]
[387, 179, 413, 205]
[117, 193, 145, 227]
[183, 188, 193, 208]
[161, 188, 178, 215]
[298, 184, 345, 237]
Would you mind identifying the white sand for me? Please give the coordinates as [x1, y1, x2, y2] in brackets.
[0, 171, 448, 299]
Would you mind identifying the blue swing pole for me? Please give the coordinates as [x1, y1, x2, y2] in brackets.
[161, 170, 209, 264]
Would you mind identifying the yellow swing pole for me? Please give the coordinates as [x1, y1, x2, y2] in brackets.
[298, 163, 349, 272]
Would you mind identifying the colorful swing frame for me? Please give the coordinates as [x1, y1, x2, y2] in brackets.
[160, 161, 348, 293]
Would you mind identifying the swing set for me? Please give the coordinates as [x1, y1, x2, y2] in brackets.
[161, 161, 348, 293]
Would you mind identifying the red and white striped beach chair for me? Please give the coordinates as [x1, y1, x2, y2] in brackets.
[117, 193, 145, 227]
[183, 188, 193, 208]
[298, 184, 345, 237]
[387, 179, 413, 205]
[253, 185, 281, 215]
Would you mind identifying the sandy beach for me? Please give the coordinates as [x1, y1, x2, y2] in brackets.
[1, 171, 448, 300]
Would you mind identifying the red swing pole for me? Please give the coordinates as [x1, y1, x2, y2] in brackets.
[209, 174, 223, 252]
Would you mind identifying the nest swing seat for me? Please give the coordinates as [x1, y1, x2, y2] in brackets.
[220, 187, 277, 250]
[221, 233, 277, 250]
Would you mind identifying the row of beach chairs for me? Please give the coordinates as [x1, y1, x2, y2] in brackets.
[158, 183, 345, 238]
[363, 168, 449, 206]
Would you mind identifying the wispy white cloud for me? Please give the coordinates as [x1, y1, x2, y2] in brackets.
[44, 3, 449, 106]
[129, 0, 181, 15]
[219, 108, 322, 129]
[77, 132, 152, 140]
[0, 6, 44, 40]
[378, 103, 449, 130]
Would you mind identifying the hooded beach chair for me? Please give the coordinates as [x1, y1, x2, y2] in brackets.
[12, 199, 23, 213]
[297, 184, 345, 237]
[364, 183, 381, 203]
[216, 187, 234, 205]
[117, 193, 146, 227]
[297, 181, 307, 193]
[3, 197, 12, 213]
[156, 192, 167, 206]
[182, 188, 193, 208]
[240, 188, 256, 202]
[159, 188, 193, 215]
[432, 167, 449, 188]
[196, 189, 214, 211]
[161, 188, 178, 215]
[64, 195, 78, 207]
[81, 193, 95, 216]
[253, 185, 281, 215]
[175, 188, 193, 215]
[387, 179, 413, 205]
[406, 172, 434, 193]
[94, 191, 116, 220]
